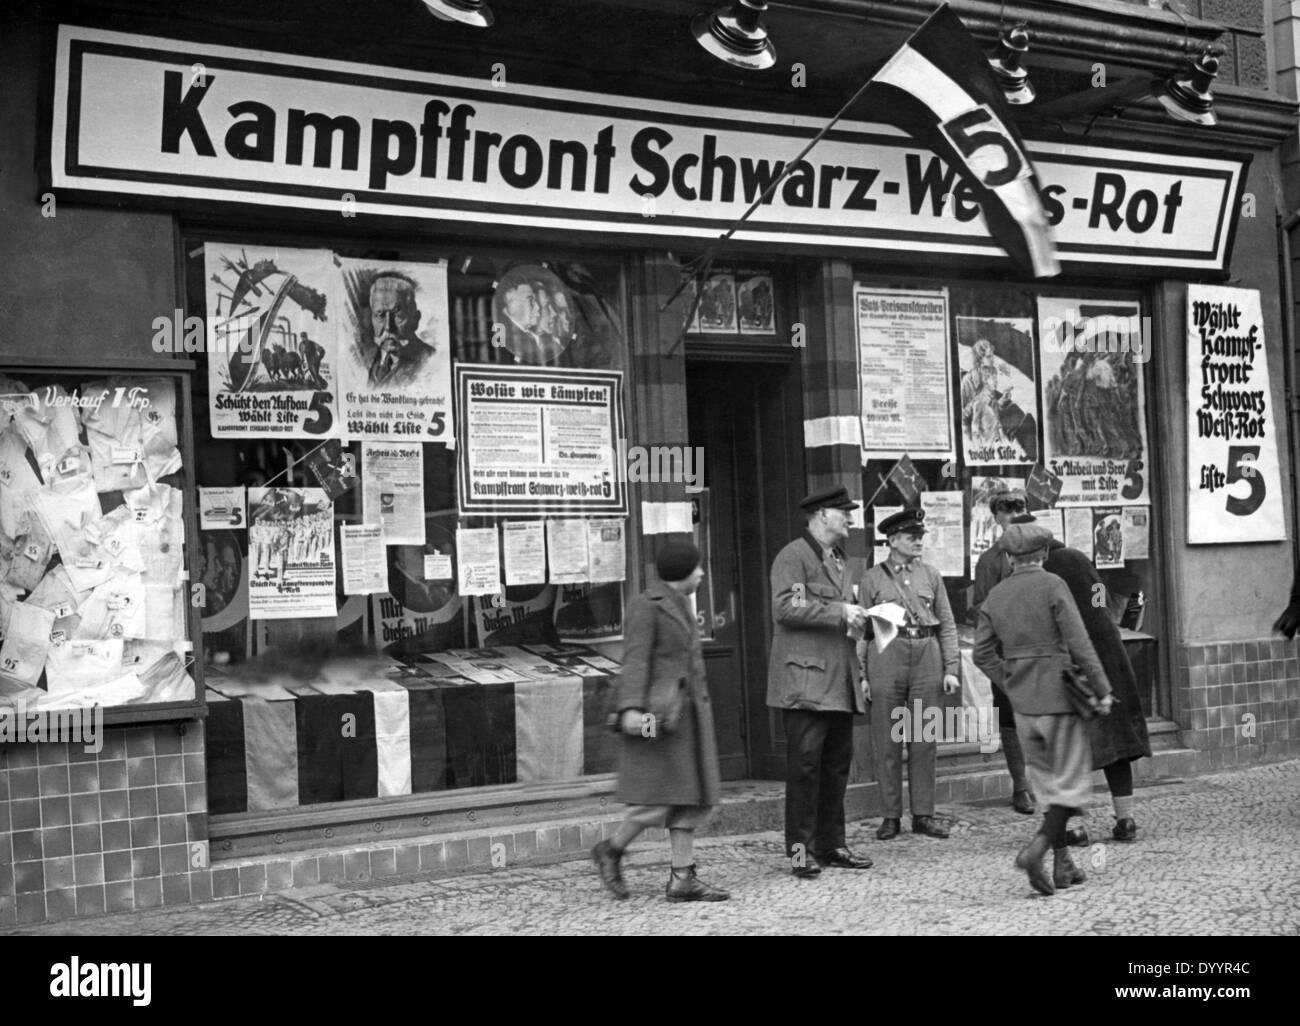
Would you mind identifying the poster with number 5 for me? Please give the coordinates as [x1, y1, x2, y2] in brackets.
[1186, 285, 1285, 542]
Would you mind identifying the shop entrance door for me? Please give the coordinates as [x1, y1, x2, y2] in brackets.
[686, 357, 804, 780]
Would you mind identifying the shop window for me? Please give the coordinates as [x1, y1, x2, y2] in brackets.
[853, 275, 1162, 722]
[181, 237, 630, 810]
[0, 366, 201, 722]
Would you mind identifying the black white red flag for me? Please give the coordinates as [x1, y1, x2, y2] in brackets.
[869, 4, 1059, 278]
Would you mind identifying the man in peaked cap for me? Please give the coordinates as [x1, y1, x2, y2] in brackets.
[973, 521, 1113, 896]
[766, 484, 874, 879]
[860, 506, 961, 840]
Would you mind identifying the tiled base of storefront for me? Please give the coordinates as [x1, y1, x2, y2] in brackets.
[0, 722, 208, 928]
[1177, 637, 1299, 748]
[7, 729, 1298, 927]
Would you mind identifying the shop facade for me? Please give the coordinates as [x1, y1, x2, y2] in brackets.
[2, 0, 1299, 926]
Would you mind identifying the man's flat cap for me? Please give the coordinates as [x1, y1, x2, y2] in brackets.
[800, 485, 858, 512]
[1001, 522, 1054, 555]
[878, 508, 926, 536]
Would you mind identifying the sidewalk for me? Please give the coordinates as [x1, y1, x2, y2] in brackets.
[9, 759, 1298, 936]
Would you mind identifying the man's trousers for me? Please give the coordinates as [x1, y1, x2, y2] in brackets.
[867, 636, 942, 818]
[782, 709, 854, 856]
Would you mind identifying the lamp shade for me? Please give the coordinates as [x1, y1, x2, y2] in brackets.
[692, 1, 776, 70]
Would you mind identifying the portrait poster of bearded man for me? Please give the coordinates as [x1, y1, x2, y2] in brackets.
[336, 258, 452, 445]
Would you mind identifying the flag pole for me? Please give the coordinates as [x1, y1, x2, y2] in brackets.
[662, 74, 884, 315]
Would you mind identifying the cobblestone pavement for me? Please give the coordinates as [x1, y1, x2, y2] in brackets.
[11, 761, 1300, 936]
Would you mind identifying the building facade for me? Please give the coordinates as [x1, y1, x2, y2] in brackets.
[1, 0, 1298, 926]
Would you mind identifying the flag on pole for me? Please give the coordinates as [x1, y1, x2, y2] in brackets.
[1026, 462, 1063, 509]
[869, 4, 1059, 278]
[887, 454, 925, 503]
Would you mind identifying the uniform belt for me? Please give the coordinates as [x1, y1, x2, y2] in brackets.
[900, 625, 937, 639]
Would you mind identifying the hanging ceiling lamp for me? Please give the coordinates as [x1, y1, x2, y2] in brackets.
[422, 0, 494, 28]
[1155, 48, 1219, 126]
[692, 1, 776, 70]
[987, 24, 1035, 105]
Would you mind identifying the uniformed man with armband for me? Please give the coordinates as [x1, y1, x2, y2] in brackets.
[861, 508, 961, 840]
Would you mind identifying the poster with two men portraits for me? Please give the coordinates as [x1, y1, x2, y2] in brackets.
[204, 244, 453, 446]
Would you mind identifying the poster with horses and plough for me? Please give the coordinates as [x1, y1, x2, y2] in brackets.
[204, 244, 339, 439]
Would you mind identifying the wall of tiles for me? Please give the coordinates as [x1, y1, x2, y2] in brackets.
[0, 722, 210, 928]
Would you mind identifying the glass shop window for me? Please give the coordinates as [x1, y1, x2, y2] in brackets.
[182, 237, 628, 810]
[853, 275, 1163, 719]
[0, 368, 199, 716]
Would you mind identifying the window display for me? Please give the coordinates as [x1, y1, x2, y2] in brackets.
[0, 369, 198, 714]
[184, 237, 630, 805]
[855, 276, 1164, 720]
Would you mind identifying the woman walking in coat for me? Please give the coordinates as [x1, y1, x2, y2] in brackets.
[974, 523, 1114, 896]
[1010, 514, 1153, 842]
[591, 541, 728, 902]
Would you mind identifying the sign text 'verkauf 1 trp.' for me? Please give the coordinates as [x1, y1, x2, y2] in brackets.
[1186, 285, 1286, 544]
[51, 26, 1248, 272]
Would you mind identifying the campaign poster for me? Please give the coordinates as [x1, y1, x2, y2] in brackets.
[247, 488, 337, 619]
[1122, 506, 1150, 560]
[340, 524, 386, 595]
[586, 519, 626, 583]
[456, 365, 627, 516]
[369, 510, 465, 655]
[305, 439, 358, 500]
[968, 474, 1025, 567]
[554, 582, 623, 643]
[1186, 286, 1286, 542]
[491, 264, 581, 366]
[855, 287, 954, 461]
[1063, 507, 1094, 562]
[736, 269, 776, 335]
[1092, 506, 1124, 569]
[503, 521, 547, 586]
[362, 442, 425, 545]
[199, 487, 246, 530]
[955, 315, 1039, 467]
[1038, 297, 1150, 505]
[336, 257, 452, 445]
[920, 492, 965, 578]
[697, 272, 738, 333]
[456, 527, 501, 596]
[471, 586, 561, 647]
[204, 244, 338, 438]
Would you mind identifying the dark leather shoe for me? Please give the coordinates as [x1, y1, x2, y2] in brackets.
[1012, 789, 1036, 815]
[814, 847, 873, 870]
[1112, 817, 1138, 842]
[1052, 847, 1087, 888]
[1014, 834, 1055, 896]
[791, 851, 822, 878]
[592, 840, 629, 900]
[1065, 825, 1090, 847]
[666, 865, 730, 902]
[876, 818, 901, 840]
[912, 815, 949, 839]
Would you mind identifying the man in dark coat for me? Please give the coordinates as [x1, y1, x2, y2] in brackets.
[591, 541, 728, 902]
[1008, 513, 1152, 842]
[767, 485, 873, 878]
[970, 486, 1036, 815]
[975, 522, 1113, 896]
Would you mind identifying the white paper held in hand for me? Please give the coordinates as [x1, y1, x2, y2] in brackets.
[866, 601, 908, 653]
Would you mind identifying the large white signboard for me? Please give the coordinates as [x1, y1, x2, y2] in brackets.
[1186, 285, 1286, 543]
[52, 26, 1249, 271]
